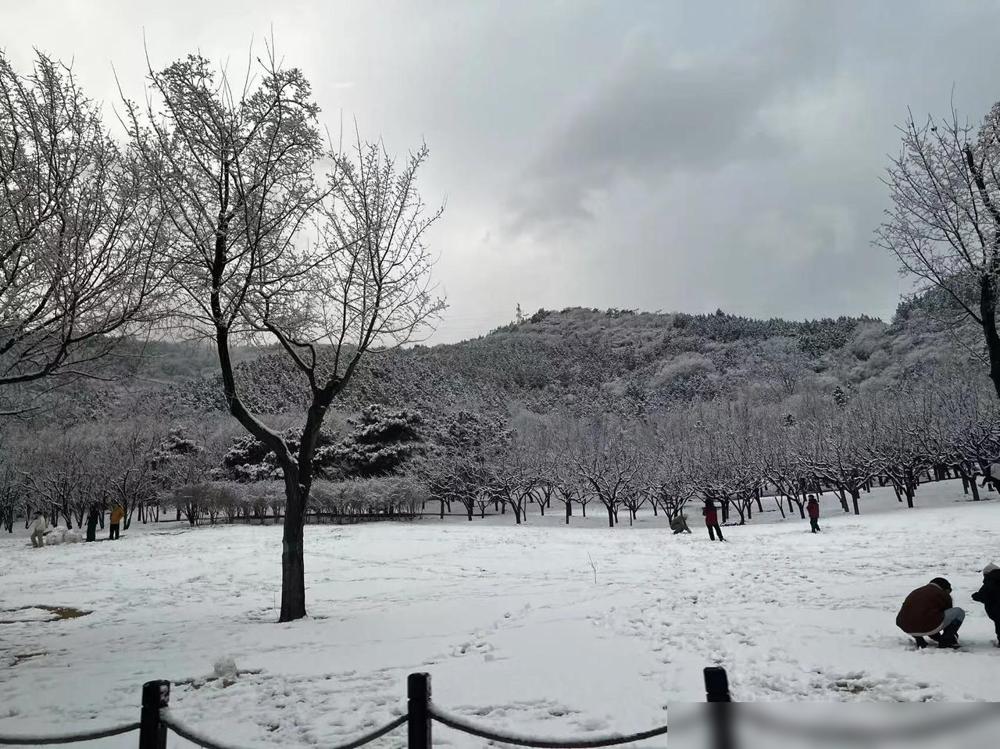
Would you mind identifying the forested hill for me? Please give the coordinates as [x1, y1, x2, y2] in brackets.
[78, 302, 965, 426]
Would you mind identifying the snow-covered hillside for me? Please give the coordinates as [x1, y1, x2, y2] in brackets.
[1, 482, 999, 748]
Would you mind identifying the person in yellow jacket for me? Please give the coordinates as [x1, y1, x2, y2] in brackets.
[109, 504, 125, 540]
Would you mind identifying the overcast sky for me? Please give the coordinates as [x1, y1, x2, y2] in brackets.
[4, 0, 1000, 342]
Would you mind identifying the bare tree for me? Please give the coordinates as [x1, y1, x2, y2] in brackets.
[641, 416, 697, 523]
[0, 443, 22, 532]
[878, 392, 931, 509]
[573, 417, 641, 528]
[0, 51, 166, 415]
[148, 421, 234, 523]
[801, 397, 883, 516]
[537, 415, 586, 523]
[761, 413, 810, 520]
[125, 48, 443, 620]
[930, 378, 1000, 498]
[19, 427, 92, 528]
[878, 102, 1000, 399]
[680, 404, 757, 525]
[420, 412, 506, 520]
[105, 420, 165, 528]
[420, 453, 460, 519]
[488, 434, 537, 525]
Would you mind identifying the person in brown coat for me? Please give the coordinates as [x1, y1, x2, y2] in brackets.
[896, 577, 965, 649]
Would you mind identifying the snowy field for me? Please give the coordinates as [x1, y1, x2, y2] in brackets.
[2, 480, 1000, 748]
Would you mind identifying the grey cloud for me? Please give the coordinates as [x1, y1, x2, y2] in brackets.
[503, 3, 843, 236]
[506, 52, 783, 233]
[8, 0, 1000, 344]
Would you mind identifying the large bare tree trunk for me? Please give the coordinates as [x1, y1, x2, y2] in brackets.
[980, 274, 1000, 400]
[280, 478, 307, 622]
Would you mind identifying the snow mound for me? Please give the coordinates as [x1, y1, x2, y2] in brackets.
[43, 528, 81, 545]
[212, 657, 239, 682]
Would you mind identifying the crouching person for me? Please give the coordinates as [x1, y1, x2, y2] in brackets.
[896, 577, 964, 649]
[669, 513, 691, 534]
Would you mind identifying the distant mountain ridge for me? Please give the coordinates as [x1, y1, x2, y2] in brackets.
[78, 302, 967, 427]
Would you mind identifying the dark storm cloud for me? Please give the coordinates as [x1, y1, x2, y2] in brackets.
[505, 44, 786, 233]
[504, 2, 842, 235]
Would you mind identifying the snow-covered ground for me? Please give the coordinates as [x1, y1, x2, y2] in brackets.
[1, 480, 999, 748]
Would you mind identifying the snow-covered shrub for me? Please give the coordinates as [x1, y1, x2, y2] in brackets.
[218, 427, 340, 482]
[328, 405, 425, 478]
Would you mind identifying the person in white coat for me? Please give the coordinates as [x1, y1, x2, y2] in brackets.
[30, 512, 49, 548]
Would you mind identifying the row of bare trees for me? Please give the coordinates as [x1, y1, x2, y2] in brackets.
[5, 376, 993, 539]
[0, 420, 429, 533]
[160, 475, 427, 527]
[419, 377, 1000, 528]
[0, 418, 233, 532]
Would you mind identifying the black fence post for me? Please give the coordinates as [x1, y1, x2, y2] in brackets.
[704, 667, 731, 702]
[407, 672, 431, 749]
[139, 680, 170, 749]
[704, 667, 734, 749]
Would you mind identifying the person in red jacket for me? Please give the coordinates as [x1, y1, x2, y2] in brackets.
[702, 498, 724, 542]
[806, 495, 821, 533]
